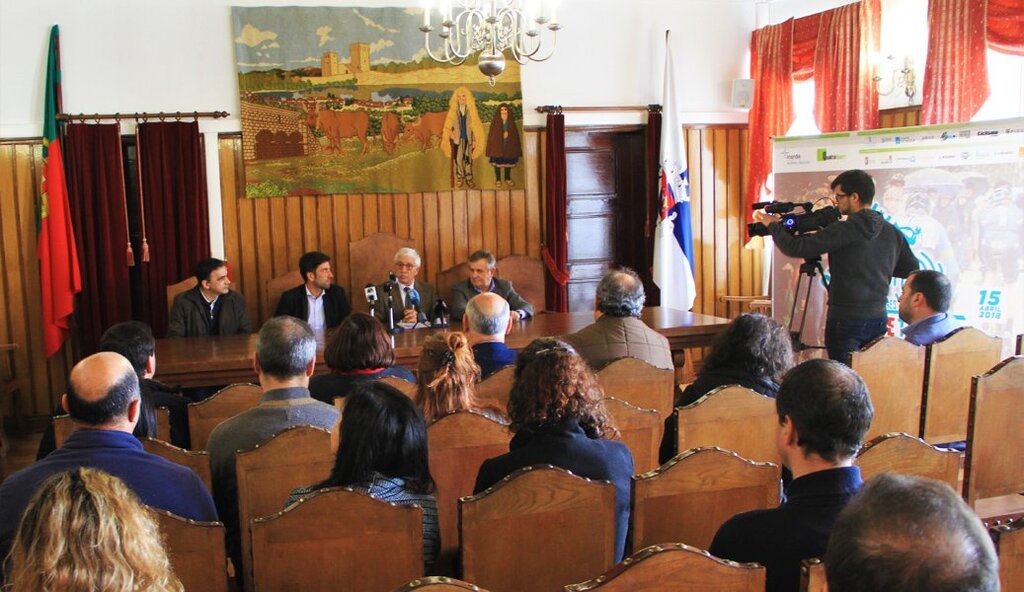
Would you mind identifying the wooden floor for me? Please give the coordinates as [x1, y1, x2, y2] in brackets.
[0, 430, 42, 484]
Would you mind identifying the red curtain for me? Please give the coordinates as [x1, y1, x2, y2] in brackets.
[746, 20, 794, 221]
[64, 123, 133, 354]
[541, 112, 569, 313]
[922, 0, 990, 125]
[813, 0, 881, 132]
[986, 0, 1024, 55]
[135, 121, 211, 338]
[792, 14, 821, 81]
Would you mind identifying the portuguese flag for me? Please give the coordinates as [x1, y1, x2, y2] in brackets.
[38, 25, 81, 358]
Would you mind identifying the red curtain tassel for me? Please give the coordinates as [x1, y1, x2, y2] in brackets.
[141, 238, 151, 262]
[126, 242, 135, 267]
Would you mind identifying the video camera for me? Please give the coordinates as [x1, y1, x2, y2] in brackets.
[747, 201, 841, 237]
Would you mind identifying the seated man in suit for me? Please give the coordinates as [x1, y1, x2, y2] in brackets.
[464, 292, 517, 379]
[450, 250, 533, 322]
[0, 351, 217, 563]
[275, 251, 351, 332]
[897, 269, 963, 346]
[167, 257, 252, 338]
[709, 358, 874, 592]
[562, 268, 673, 371]
[207, 316, 339, 573]
[826, 473, 998, 592]
[376, 247, 437, 328]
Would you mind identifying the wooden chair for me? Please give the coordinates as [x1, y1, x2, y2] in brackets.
[800, 558, 826, 592]
[674, 385, 780, 464]
[631, 447, 781, 551]
[496, 255, 545, 314]
[263, 269, 303, 322]
[427, 410, 511, 573]
[251, 487, 423, 591]
[379, 375, 417, 396]
[964, 356, 1024, 509]
[187, 383, 262, 450]
[602, 397, 661, 474]
[855, 432, 961, 491]
[475, 365, 515, 410]
[152, 508, 228, 592]
[155, 406, 171, 442]
[992, 519, 1024, 592]
[597, 358, 675, 420]
[850, 336, 925, 441]
[921, 327, 1002, 444]
[349, 232, 419, 304]
[142, 437, 213, 491]
[461, 465, 617, 592]
[235, 425, 334, 591]
[563, 543, 766, 591]
[53, 414, 74, 449]
[718, 295, 771, 319]
[436, 261, 469, 308]
[166, 276, 198, 316]
[392, 576, 491, 591]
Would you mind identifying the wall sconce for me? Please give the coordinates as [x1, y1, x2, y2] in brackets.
[874, 55, 916, 104]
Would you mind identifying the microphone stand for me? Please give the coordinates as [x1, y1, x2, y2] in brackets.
[383, 282, 403, 335]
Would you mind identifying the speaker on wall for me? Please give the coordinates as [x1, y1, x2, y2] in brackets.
[731, 78, 754, 109]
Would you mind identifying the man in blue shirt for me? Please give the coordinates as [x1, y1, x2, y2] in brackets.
[464, 292, 518, 379]
[709, 359, 874, 592]
[898, 269, 963, 346]
[0, 352, 217, 563]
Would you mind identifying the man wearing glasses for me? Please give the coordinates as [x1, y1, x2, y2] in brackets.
[377, 247, 438, 327]
[753, 169, 918, 364]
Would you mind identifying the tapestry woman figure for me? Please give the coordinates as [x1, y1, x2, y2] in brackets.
[485, 103, 522, 187]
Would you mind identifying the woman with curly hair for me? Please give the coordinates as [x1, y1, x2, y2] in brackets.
[415, 331, 505, 424]
[286, 382, 439, 573]
[676, 313, 795, 407]
[5, 467, 182, 592]
[308, 312, 416, 404]
[472, 338, 634, 562]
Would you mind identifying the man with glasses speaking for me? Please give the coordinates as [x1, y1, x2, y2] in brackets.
[753, 169, 918, 364]
[376, 247, 438, 328]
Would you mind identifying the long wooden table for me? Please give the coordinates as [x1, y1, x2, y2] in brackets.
[154, 308, 731, 388]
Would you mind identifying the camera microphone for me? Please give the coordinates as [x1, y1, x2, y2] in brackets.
[364, 283, 378, 303]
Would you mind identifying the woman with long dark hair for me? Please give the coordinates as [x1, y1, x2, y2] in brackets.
[287, 382, 439, 572]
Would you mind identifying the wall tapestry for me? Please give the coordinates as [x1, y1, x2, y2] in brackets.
[232, 6, 525, 197]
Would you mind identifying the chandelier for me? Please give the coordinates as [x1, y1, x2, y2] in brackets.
[420, 0, 561, 85]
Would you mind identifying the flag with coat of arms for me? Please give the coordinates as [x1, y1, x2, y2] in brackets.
[653, 31, 696, 312]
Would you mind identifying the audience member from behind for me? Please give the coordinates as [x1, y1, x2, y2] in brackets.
[709, 358, 873, 592]
[562, 268, 673, 371]
[5, 468, 184, 592]
[286, 382, 439, 572]
[898, 269, 963, 346]
[415, 331, 505, 424]
[826, 473, 998, 592]
[463, 292, 518, 379]
[677, 313, 794, 406]
[207, 316, 339, 574]
[0, 352, 217, 564]
[308, 313, 415, 404]
[167, 257, 252, 338]
[274, 250, 351, 332]
[36, 321, 191, 458]
[473, 338, 634, 562]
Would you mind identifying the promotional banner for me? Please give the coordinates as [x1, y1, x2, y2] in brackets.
[770, 118, 1024, 357]
[232, 6, 524, 197]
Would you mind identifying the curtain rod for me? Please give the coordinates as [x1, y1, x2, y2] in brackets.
[57, 110, 230, 123]
[535, 105, 661, 114]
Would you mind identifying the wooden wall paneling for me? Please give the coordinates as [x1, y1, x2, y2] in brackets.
[269, 196, 287, 276]
[362, 193, 379, 237]
[281, 195, 300, 269]
[726, 129, 743, 302]
[879, 107, 921, 129]
[394, 194, 410, 240]
[452, 190, 469, 263]
[347, 194, 365, 245]
[713, 129, 730, 319]
[697, 129, 716, 317]
[524, 131, 542, 260]
[422, 192, 440, 282]
[467, 189, 484, 257]
[218, 138, 242, 288]
[378, 194, 395, 235]
[496, 188, 512, 258]
[481, 190, 498, 255]
[438, 192, 455, 271]
[407, 194, 425, 285]
[512, 190, 528, 255]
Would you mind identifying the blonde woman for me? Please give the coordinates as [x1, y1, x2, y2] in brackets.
[415, 331, 505, 424]
[441, 87, 486, 188]
[4, 468, 182, 592]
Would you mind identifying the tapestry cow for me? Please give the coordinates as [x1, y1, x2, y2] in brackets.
[380, 112, 401, 154]
[306, 107, 370, 154]
[403, 111, 446, 152]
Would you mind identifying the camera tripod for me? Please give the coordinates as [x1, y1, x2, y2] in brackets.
[787, 256, 829, 352]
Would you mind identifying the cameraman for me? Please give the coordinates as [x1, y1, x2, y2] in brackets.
[754, 170, 918, 364]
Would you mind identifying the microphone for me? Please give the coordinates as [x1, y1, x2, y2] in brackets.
[405, 286, 428, 325]
[363, 283, 378, 313]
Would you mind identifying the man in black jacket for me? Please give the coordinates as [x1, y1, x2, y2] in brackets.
[274, 251, 351, 331]
[167, 257, 252, 338]
[754, 169, 918, 364]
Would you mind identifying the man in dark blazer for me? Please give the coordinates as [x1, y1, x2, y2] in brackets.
[274, 251, 351, 331]
[450, 249, 533, 322]
[167, 257, 252, 338]
[375, 247, 437, 329]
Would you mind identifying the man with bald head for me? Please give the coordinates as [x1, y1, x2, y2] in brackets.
[0, 352, 217, 561]
[464, 292, 518, 378]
